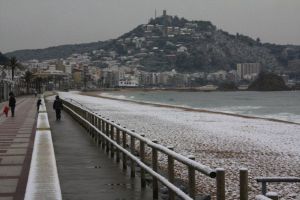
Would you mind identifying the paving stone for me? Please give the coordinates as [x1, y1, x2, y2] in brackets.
[17, 129, 31, 132]
[15, 134, 31, 138]
[0, 156, 25, 165]
[0, 197, 14, 200]
[0, 179, 18, 193]
[17, 130, 31, 134]
[0, 166, 22, 176]
[0, 144, 10, 147]
[10, 143, 28, 148]
[13, 138, 30, 143]
[4, 149, 27, 155]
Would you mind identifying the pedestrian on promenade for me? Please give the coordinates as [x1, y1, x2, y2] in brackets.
[37, 98, 42, 112]
[2, 105, 9, 117]
[34, 90, 37, 97]
[9, 92, 16, 117]
[53, 95, 63, 120]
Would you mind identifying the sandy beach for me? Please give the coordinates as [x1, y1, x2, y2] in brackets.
[58, 91, 300, 199]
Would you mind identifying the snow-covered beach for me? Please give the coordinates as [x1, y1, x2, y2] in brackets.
[58, 92, 300, 199]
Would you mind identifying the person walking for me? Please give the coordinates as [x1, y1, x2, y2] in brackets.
[9, 92, 16, 117]
[2, 105, 9, 117]
[53, 95, 63, 120]
[37, 98, 42, 112]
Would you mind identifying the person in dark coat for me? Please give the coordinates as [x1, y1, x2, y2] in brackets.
[53, 95, 63, 120]
[8, 92, 16, 117]
[37, 98, 42, 112]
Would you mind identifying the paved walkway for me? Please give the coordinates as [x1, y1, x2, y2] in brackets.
[0, 97, 37, 200]
[47, 100, 153, 200]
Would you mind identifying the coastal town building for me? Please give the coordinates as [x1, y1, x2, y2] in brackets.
[237, 63, 262, 80]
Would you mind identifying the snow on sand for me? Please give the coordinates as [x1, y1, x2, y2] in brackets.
[59, 92, 300, 199]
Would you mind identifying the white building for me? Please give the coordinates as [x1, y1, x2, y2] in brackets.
[237, 63, 261, 80]
[118, 74, 139, 87]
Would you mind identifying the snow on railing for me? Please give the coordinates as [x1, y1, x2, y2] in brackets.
[62, 98, 224, 200]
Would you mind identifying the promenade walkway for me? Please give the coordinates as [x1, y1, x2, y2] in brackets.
[0, 97, 36, 200]
[46, 100, 152, 200]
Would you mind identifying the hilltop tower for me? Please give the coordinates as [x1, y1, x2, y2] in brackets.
[163, 10, 167, 17]
[162, 10, 168, 37]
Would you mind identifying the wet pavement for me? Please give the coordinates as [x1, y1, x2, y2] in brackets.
[0, 97, 36, 200]
[47, 101, 152, 200]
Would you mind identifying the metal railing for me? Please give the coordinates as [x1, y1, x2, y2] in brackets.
[256, 177, 300, 195]
[239, 167, 299, 200]
[62, 98, 225, 200]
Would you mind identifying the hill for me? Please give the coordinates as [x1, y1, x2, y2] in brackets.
[5, 41, 105, 61]
[5, 15, 300, 73]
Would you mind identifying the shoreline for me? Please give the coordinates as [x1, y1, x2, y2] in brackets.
[81, 87, 298, 92]
[79, 91, 300, 126]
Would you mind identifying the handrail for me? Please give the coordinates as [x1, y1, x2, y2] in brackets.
[62, 98, 223, 199]
[63, 102, 193, 200]
[64, 98, 93, 111]
[64, 98, 216, 178]
[256, 177, 300, 183]
[256, 176, 300, 195]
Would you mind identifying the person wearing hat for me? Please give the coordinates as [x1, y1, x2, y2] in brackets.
[53, 95, 63, 120]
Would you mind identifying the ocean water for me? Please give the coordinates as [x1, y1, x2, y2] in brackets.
[101, 90, 300, 123]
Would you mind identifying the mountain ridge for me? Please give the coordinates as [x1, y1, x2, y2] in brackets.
[4, 15, 300, 73]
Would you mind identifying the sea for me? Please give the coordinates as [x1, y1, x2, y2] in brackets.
[101, 90, 300, 123]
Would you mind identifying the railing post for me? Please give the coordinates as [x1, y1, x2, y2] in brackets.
[262, 182, 267, 195]
[240, 168, 248, 200]
[167, 146, 175, 200]
[130, 130, 136, 178]
[92, 114, 95, 138]
[85, 111, 88, 130]
[152, 140, 158, 200]
[188, 155, 196, 199]
[140, 134, 146, 188]
[89, 113, 92, 136]
[105, 120, 110, 154]
[94, 116, 98, 146]
[116, 125, 121, 163]
[101, 119, 105, 149]
[122, 129, 127, 170]
[110, 122, 115, 158]
[93, 114, 96, 140]
[216, 168, 225, 200]
[85, 112, 89, 132]
[96, 117, 101, 147]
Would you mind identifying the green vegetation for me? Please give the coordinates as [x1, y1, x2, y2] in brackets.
[0, 52, 9, 65]
[24, 70, 33, 93]
[218, 81, 238, 91]
[248, 72, 289, 91]
[9, 57, 18, 80]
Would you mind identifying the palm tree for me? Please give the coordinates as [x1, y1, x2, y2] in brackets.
[9, 56, 18, 80]
[24, 71, 33, 94]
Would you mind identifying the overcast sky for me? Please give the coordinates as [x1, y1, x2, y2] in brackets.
[0, 0, 300, 53]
